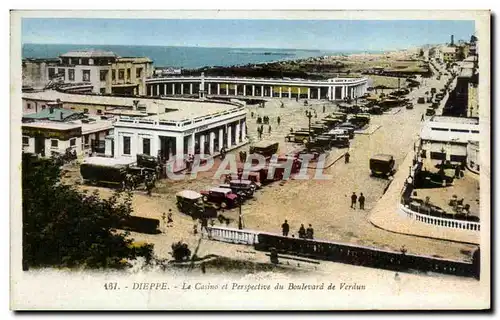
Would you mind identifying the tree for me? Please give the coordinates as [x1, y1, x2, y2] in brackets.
[22, 153, 153, 270]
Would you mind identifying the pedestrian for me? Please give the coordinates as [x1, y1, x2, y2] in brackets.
[281, 219, 290, 237]
[345, 151, 350, 164]
[251, 111, 254, 118]
[268, 125, 272, 134]
[290, 127, 294, 133]
[306, 224, 314, 239]
[454, 165, 461, 179]
[277, 116, 281, 126]
[298, 224, 306, 239]
[161, 212, 166, 231]
[351, 192, 357, 209]
[201, 217, 209, 234]
[421, 114, 425, 121]
[167, 209, 173, 227]
[193, 223, 198, 235]
[323, 105, 326, 113]
[359, 192, 365, 210]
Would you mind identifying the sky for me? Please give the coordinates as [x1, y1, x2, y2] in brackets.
[22, 19, 475, 51]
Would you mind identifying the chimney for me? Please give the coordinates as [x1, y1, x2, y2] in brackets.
[451, 35, 454, 46]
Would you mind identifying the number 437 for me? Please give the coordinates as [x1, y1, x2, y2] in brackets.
[104, 282, 118, 290]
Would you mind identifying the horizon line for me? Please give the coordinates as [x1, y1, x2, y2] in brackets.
[21, 42, 423, 53]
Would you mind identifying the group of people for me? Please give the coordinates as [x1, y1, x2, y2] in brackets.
[350, 192, 366, 210]
[257, 124, 271, 140]
[256, 115, 271, 125]
[281, 220, 315, 240]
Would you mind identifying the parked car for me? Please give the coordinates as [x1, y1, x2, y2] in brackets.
[286, 130, 313, 144]
[370, 154, 396, 177]
[176, 190, 217, 219]
[336, 123, 356, 138]
[249, 141, 279, 159]
[219, 179, 256, 198]
[417, 97, 426, 104]
[405, 103, 414, 110]
[426, 108, 436, 116]
[200, 187, 239, 209]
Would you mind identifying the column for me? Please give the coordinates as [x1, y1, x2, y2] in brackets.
[279, 87, 282, 98]
[209, 131, 215, 154]
[243, 84, 246, 96]
[171, 83, 175, 95]
[341, 86, 346, 99]
[241, 119, 246, 140]
[307, 87, 311, 99]
[317, 88, 321, 100]
[208, 83, 211, 95]
[235, 122, 241, 144]
[188, 132, 195, 155]
[155, 85, 158, 96]
[164, 84, 167, 96]
[297, 87, 301, 99]
[227, 124, 232, 147]
[218, 128, 224, 150]
[217, 83, 221, 95]
[190, 83, 193, 95]
[149, 85, 153, 96]
[288, 87, 292, 99]
[175, 135, 184, 170]
[328, 86, 332, 100]
[181, 83, 184, 95]
[234, 85, 238, 96]
[261, 85, 264, 97]
[200, 134, 205, 156]
[252, 85, 255, 96]
[270, 86, 273, 97]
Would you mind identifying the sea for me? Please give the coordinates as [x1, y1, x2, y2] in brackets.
[22, 43, 375, 69]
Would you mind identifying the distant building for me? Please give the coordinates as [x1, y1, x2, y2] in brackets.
[22, 50, 153, 96]
[441, 46, 457, 63]
[22, 107, 113, 157]
[420, 116, 479, 165]
[154, 67, 182, 77]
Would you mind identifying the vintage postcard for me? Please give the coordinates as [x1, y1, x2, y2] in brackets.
[10, 10, 491, 310]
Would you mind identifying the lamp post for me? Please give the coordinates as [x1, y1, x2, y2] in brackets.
[305, 110, 313, 144]
[237, 191, 244, 230]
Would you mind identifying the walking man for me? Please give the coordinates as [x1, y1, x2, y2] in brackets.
[298, 224, 306, 239]
[281, 220, 290, 237]
[351, 192, 358, 209]
[359, 192, 365, 210]
[277, 116, 281, 126]
[421, 114, 425, 121]
[345, 151, 350, 164]
[268, 125, 272, 135]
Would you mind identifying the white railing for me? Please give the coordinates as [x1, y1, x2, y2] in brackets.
[399, 204, 480, 232]
[203, 226, 259, 245]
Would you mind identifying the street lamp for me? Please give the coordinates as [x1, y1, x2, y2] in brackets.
[237, 191, 244, 230]
[305, 110, 313, 144]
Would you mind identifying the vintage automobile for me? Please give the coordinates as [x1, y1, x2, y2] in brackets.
[176, 190, 217, 219]
[200, 187, 239, 209]
[370, 154, 396, 177]
[348, 114, 370, 129]
[335, 123, 356, 139]
[426, 108, 436, 116]
[326, 112, 348, 122]
[417, 97, 426, 104]
[219, 179, 256, 198]
[249, 141, 279, 159]
[285, 130, 313, 144]
[405, 103, 414, 110]
[330, 135, 350, 148]
[431, 102, 440, 109]
[368, 106, 383, 115]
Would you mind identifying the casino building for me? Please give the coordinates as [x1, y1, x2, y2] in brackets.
[22, 90, 247, 171]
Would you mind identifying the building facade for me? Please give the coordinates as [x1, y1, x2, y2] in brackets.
[22, 50, 153, 95]
[420, 116, 479, 165]
[146, 74, 369, 101]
